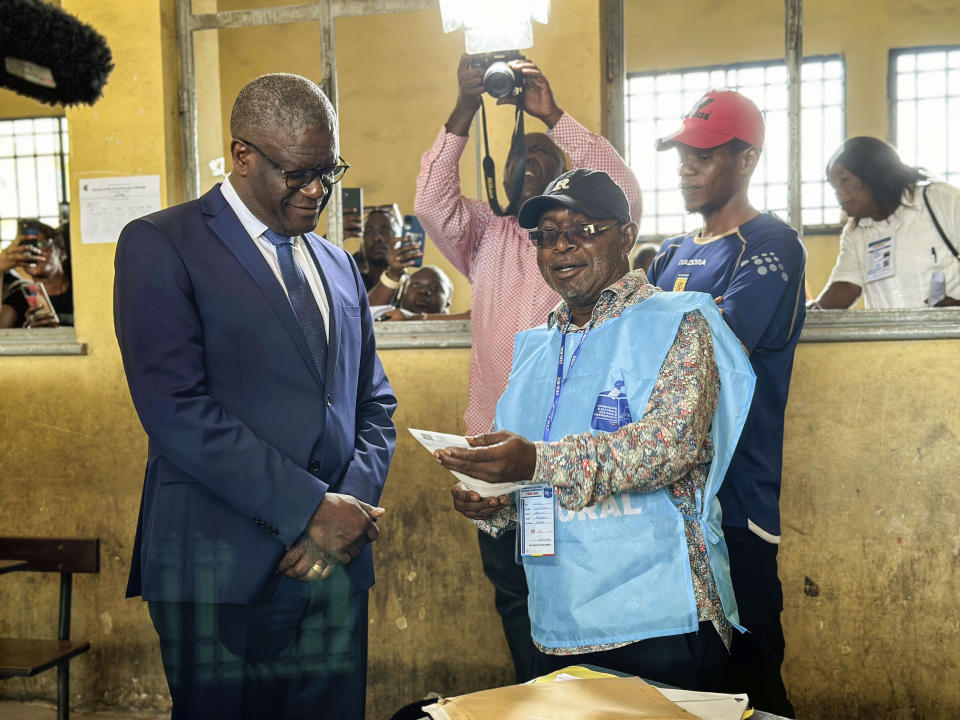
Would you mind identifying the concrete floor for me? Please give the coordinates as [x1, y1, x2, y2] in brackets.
[0, 701, 167, 719]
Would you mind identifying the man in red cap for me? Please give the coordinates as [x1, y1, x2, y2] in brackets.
[647, 89, 805, 717]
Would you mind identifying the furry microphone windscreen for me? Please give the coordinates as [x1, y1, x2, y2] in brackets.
[0, 0, 114, 106]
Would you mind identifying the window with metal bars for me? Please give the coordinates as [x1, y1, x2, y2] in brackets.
[625, 56, 845, 240]
[889, 46, 960, 188]
[0, 116, 70, 245]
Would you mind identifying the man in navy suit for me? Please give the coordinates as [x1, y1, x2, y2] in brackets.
[114, 73, 397, 720]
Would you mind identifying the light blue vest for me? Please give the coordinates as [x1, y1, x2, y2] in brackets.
[495, 290, 755, 649]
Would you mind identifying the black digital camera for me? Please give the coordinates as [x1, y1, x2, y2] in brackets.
[470, 50, 525, 99]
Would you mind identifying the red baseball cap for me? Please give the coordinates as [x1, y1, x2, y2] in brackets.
[655, 90, 764, 151]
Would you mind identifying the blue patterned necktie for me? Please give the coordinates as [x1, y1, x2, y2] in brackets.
[262, 229, 328, 379]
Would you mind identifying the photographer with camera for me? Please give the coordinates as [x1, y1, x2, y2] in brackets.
[414, 53, 642, 683]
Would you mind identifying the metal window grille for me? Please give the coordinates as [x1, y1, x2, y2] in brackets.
[625, 56, 845, 239]
[890, 46, 960, 188]
[0, 116, 70, 245]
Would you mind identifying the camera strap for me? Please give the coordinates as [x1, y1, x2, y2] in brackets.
[479, 96, 527, 217]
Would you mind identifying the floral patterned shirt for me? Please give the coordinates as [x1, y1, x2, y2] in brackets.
[477, 269, 732, 653]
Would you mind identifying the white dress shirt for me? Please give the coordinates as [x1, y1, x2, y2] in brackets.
[220, 175, 330, 340]
[825, 182, 960, 309]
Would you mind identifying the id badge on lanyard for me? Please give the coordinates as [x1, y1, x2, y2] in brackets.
[865, 235, 895, 283]
[519, 322, 591, 559]
[519, 486, 555, 557]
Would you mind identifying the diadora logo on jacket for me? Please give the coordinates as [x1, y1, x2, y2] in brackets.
[678, 258, 707, 266]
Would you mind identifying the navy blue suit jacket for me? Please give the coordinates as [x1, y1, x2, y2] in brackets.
[114, 186, 397, 604]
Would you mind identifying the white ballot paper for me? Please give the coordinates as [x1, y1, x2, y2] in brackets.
[408, 428, 524, 498]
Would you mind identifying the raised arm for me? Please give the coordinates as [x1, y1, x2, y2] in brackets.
[502, 60, 643, 223]
[414, 55, 496, 277]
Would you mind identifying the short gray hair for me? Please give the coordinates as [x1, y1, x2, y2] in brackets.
[230, 73, 336, 142]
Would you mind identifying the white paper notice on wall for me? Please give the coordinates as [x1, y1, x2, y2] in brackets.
[79, 175, 162, 244]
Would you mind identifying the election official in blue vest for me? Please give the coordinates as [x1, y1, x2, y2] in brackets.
[436, 168, 756, 690]
[114, 74, 397, 720]
[649, 89, 806, 717]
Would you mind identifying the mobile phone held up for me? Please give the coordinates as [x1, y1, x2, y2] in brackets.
[401, 214, 425, 268]
[17, 218, 40, 248]
[20, 282, 59, 327]
[342, 187, 362, 216]
[342, 188, 363, 238]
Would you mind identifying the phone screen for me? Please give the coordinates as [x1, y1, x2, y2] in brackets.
[402, 214, 425, 268]
[17, 218, 40, 240]
[342, 187, 363, 215]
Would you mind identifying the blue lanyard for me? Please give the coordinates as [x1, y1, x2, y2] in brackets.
[543, 321, 592, 442]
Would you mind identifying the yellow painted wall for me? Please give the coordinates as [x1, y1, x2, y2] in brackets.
[0, 0, 182, 709]
[0, 92, 64, 121]
[2, 1, 960, 719]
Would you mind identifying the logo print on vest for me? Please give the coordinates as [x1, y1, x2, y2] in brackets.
[591, 380, 633, 432]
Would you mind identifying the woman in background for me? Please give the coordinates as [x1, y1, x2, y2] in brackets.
[812, 137, 960, 309]
[0, 223, 73, 328]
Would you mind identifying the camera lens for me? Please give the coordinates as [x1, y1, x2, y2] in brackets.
[482, 62, 518, 99]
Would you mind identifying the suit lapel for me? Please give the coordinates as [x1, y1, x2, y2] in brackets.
[303, 234, 345, 389]
[201, 188, 326, 389]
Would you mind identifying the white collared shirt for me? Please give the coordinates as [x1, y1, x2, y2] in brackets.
[826, 182, 960, 309]
[220, 175, 330, 340]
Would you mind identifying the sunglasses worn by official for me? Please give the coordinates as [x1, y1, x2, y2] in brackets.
[238, 138, 349, 190]
[529, 223, 616, 250]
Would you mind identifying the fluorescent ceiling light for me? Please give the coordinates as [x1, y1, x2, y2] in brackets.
[439, 0, 550, 54]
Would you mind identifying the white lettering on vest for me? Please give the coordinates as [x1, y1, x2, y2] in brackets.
[599, 496, 622, 518]
[560, 496, 643, 521]
[622, 493, 643, 515]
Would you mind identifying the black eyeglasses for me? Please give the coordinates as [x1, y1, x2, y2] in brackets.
[237, 138, 349, 190]
[529, 223, 616, 249]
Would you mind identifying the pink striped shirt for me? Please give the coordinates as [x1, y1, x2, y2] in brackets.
[414, 113, 643, 435]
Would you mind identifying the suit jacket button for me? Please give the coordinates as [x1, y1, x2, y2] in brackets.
[308, 460, 320, 473]
[326, 394, 333, 407]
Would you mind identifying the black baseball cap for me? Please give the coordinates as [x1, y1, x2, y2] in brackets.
[517, 168, 631, 229]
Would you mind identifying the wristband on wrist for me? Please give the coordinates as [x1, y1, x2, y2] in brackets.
[379, 270, 403, 290]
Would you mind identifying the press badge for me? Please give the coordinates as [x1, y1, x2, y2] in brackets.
[519, 486, 555, 557]
[865, 235, 895, 283]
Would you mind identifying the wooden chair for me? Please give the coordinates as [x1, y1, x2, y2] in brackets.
[0, 537, 100, 720]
